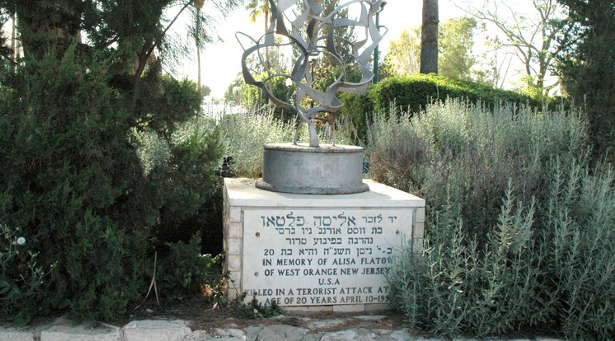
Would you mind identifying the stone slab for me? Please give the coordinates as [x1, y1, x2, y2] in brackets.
[223, 178, 425, 312]
[353, 315, 388, 321]
[41, 322, 121, 341]
[224, 178, 425, 208]
[320, 328, 380, 341]
[242, 208, 411, 307]
[304, 319, 349, 330]
[248, 324, 308, 341]
[0, 329, 34, 341]
[184, 330, 245, 341]
[122, 320, 190, 341]
[213, 328, 246, 338]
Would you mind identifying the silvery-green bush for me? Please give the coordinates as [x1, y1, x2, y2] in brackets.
[369, 99, 586, 241]
[378, 100, 615, 339]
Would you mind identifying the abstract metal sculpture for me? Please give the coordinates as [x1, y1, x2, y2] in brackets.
[237, 0, 387, 148]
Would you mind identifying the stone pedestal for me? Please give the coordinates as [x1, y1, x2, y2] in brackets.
[223, 178, 425, 313]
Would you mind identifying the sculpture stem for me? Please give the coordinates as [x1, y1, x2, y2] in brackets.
[308, 123, 319, 148]
[293, 118, 300, 145]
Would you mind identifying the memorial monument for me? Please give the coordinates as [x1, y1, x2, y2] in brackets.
[223, 0, 425, 312]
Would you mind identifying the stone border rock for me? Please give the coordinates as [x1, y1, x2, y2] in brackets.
[0, 316, 564, 341]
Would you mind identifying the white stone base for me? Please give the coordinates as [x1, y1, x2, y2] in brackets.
[223, 178, 425, 312]
[122, 320, 190, 341]
[0, 330, 34, 341]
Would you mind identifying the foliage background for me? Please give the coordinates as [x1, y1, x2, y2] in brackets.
[0, 0, 237, 323]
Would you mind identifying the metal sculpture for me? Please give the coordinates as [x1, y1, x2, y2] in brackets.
[237, 0, 387, 148]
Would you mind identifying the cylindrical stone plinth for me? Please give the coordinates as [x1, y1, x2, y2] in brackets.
[256, 143, 369, 194]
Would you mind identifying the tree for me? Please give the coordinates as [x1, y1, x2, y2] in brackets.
[555, 0, 615, 160]
[3, 0, 238, 110]
[471, 35, 516, 88]
[191, 0, 208, 113]
[383, 17, 478, 81]
[466, 0, 567, 95]
[246, 0, 271, 32]
[10, 10, 17, 63]
[0, 0, 238, 321]
[439, 17, 478, 80]
[420, 0, 439, 74]
[383, 27, 421, 76]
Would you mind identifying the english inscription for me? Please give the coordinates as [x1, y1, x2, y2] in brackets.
[242, 209, 412, 306]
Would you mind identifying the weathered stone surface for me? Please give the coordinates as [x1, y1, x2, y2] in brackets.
[413, 222, 425, 239]
[320, 328, 379, 341]
[304, 319, 349, 330]
[248, 324, 309, 341]
[353, 315, 388, 322]
[333, 305, 365, 313]
[300, 334, 324, 341]
[0, 316, 566, 341]
[283, 306, 334, 313]
[244, 326, 263, 341]
[183, 330, 245, 341]
[224, 178, 425, 311]
[182, 331, 208, 341]
[213, 328, 246, 338]
[40, 322, 121, 341]
[385, 330, 414, 341]
[415, 207, 426, 224]
[123, 320, 190, 341]
[0, 328, 34, 341]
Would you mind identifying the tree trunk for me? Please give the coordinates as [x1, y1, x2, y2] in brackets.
[420, 0, 439, 74]
[16, 0, 83, 60]
[11, 12, 16, 63]
[196, 8, 203, 114]
[197, 45, 202, 92]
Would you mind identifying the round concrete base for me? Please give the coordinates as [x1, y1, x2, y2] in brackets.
[256, 143, 369, 195]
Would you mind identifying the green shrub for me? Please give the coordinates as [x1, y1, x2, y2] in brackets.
[339, 92, 374, 143]
[238, 75, 296, 121]
[0, 49, 224, 322]
[389, 189, 555, 336]
[369, 99, 586, 240]
[547, 162, 615, 338]
[379, 99, 615, 338]
[0, 51, 153, 321]
[140, 71, 204, 138]
[389, 161, 615, 339]
[0, 224, 48, 325]
[157, 234, 224, 302]
[340, 74, 544, 144]
[136, 116, 223, 245]
[371, 74, 539, 114]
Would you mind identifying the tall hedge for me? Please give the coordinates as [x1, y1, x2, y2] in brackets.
[340, 74, 542, 142]
[371, 74, 539, 113]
